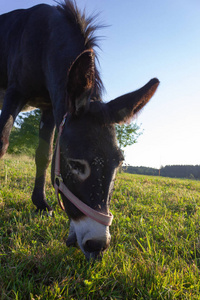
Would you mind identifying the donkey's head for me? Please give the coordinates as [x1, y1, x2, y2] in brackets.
[52, 50, 159, 260]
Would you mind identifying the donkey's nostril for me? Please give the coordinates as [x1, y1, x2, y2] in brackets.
[84, 239, 107, 253]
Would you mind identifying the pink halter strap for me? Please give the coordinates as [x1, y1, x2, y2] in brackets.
[54, 113, 113, 226]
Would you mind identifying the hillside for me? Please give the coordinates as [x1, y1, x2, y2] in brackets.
[1, 155, 200, 299]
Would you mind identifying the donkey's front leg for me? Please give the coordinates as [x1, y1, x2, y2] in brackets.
[0, 88, 25, 158]
[32, 108, 55, 213]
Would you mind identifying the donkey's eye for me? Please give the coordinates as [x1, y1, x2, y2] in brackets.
[68, 159, 91, 180]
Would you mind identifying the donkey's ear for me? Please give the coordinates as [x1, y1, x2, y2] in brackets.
[67, 49, 95, 115]
[107, 78, 159, 124]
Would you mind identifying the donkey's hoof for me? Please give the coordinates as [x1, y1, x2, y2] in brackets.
[47, 210, 54, 217]
[35, 208, 54, 218]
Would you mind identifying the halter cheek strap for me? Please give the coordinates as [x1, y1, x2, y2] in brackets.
[54, 114, 113, 227]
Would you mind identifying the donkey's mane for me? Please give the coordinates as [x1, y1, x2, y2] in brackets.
[56, 0, 104, 99]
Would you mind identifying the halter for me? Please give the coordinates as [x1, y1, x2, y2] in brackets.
[54, 113, 113, 226]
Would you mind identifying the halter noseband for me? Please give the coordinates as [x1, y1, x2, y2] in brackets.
[54, 113, 113, 227]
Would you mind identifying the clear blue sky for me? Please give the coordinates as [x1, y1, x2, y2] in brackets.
[1, 0, 200, 168]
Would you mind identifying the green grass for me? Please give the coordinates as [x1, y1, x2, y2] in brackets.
[1, 155, 200, 299]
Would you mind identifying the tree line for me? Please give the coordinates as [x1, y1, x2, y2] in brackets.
[124, 165, 200, 180]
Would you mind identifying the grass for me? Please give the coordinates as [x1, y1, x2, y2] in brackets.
[1, 155, 200, 299]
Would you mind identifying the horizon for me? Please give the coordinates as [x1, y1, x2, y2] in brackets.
[126, 163, 200, 169]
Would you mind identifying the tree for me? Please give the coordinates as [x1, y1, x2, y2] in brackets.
[8, 110, 41, 156]
[115, 123, 142, 150]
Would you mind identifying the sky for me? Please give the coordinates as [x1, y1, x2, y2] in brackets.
[1, 0, 200, 168]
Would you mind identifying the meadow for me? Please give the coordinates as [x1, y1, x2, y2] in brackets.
[0, 155, 200, 299]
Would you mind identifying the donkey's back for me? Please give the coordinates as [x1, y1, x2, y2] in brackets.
[0, 5, 46, 88]
[0, 4, 65, 107]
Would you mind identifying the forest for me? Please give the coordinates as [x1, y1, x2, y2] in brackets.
[125, 165, 200, 180]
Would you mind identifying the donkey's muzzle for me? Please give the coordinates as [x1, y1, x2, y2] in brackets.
[83, 239, 110, 261]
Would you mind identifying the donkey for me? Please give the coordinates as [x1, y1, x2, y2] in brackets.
[0, 1, 159, 260]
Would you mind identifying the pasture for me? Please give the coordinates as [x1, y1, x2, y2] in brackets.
[0, 155, 200, 299]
